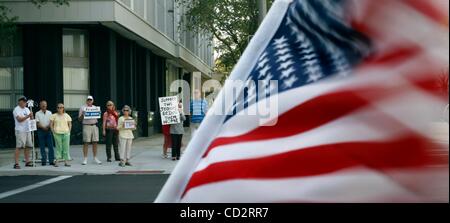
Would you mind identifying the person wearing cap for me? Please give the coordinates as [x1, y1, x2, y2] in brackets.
[12, 96, 33, 169]
[78, 96, 102, 165]
[35, 100, 55, 166]
[117, 105, 136, 167]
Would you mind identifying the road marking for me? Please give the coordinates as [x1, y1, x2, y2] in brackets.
[116, 170, 166, 174]
[0, 176, 72, 200]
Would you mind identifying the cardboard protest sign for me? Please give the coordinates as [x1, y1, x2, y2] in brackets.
[124, 119, 136, 129]
[159, 96, 180, 125]
[84, 106, 101, 120]
[28, 120, 37, 132]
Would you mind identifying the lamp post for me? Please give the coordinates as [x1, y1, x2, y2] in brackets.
[27, 99, 37, 167]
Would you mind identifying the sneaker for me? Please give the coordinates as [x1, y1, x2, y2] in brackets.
[94, 157, 102, 165]
[107, 159, 112, 162]
[125, 162, 132, 166]
[82, 158, 88, 165]
[13, 164, 20, 169]
[162, 154, 168, 159]
[119, 162, 125, 167]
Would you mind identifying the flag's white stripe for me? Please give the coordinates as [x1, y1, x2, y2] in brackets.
[155, 0, 293, 203]
[217, 54, 444, 138]
[181, 168, 422, 203]
[195, 107, 408, 172]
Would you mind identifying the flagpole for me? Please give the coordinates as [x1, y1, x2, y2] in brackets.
[155, 0, 293, 203]
[257, 0, 268, 25]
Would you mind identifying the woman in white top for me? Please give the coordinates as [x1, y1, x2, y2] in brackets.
[117, 105, 136, 167]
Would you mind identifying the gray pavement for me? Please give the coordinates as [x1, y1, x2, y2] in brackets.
[0, 175, 169, 203]
[0, 129, 192, 176]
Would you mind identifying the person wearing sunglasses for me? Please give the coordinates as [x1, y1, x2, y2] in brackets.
[102, 101, 120, 162]
[49, 103, 72, 167]
[78, 96, 101, 165]
[117, 105, 136, 167]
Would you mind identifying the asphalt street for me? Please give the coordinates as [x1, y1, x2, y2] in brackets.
[0, 174, 169, 203]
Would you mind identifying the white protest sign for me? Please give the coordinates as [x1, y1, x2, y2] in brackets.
[159, 96, 180, 125]
[28, 120, 37, 132]
[124, 119, 136, 129]
[84, 106, 101, 120]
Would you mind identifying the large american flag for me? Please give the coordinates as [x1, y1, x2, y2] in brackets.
[156, 0, 449, 202]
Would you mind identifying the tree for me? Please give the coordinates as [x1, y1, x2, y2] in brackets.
[177, 0, 274, 77]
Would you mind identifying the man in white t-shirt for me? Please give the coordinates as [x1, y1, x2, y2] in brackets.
[35, 100, 55, 166]
[12, 96, 34, 169]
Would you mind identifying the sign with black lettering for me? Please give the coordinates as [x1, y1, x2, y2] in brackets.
[159, 96, 180, 125]
[84, 106, 101, 120]
[28, 120, 37, 132]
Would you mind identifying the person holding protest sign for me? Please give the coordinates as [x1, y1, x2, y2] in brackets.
[170, 102, 186, 161]
[78, 96, 102, 165]
[102, 101, 120, 162]
[117, 105, 136, 167]
[35, 100, 55, 166]
[50, 103, 72, 167]
[12, 96, 33, 169]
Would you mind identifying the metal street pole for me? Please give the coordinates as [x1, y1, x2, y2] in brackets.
[257, 0, 267, 25]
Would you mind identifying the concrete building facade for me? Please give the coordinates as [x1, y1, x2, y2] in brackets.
[0, 0, 214, 147]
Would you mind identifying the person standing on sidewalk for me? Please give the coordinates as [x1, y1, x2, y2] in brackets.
[102, 101, 120, 162]
[117, 105, 136, 167]
[49, 103, 72, 167]
[162, 124, 171, 159]
[170, 102, 186, 161]
[35, 100, 55, 166]
[190, 89, 208, 138]
[78, 96, 102, 165]
[12, 96, 33, 169]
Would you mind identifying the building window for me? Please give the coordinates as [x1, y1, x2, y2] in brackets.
[0, 29, 23, 110]
[63, 29, 89, 109]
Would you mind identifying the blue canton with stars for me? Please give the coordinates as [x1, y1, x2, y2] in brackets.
[224, 0, 372, 122]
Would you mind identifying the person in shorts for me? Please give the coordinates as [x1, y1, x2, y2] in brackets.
[13, 96, 33, 169]
[78, 96, 101, 165]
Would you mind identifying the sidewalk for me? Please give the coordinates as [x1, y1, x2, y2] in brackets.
[0, 129, 192, 176]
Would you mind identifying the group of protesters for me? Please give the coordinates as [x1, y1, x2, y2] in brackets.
[12, 95, 136, 169]
[12, 89, 208, 169]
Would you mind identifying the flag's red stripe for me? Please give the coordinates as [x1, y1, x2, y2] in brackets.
[361, 46, 421, 67]
[403, 0, 448, 25]
[184, 135, 444, 197]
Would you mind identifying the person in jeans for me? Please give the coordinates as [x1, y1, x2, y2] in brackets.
[35, 100, 55, 166]
[78, 96, 101, 165]
[170, 102, 186, 161]
[50, 103, 72, 167]
[102, 101, 120, 162]
[190, 89, 208, 138]
[117, 105, 136, 167]
[12, 96, 33, 169]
